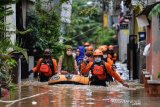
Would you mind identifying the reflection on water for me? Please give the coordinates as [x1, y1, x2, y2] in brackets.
[0, 81, 160, 107]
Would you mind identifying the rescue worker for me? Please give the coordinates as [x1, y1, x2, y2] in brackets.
[83, 42, 91, 52]
[98, 45, 114, 82]
[79, 46, 94, 76]
[57, 45, 80, 75]
[29, 49, 57, 82]
[86, 46, 94, 52]
[80, 51, 94, 77]
[83, 46, 94, 63]
[98, 45, 113, 66]
[82, 49, 129, 87]
[108, 45, 117, 64]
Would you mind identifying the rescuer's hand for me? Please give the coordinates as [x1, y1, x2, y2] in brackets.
[122, 82, 129, 88]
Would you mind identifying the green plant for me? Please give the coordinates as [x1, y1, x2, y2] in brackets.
[64, 0, 116, 46]
[149, 4, 160, 19]
[27, 0, 64, 59]
[158, 72, 160, 79]
[0, 39, 28, 89]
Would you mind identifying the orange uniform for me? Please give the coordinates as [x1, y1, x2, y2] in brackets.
[32, 58, 57, 76]
[107, 57, 114, 65]
[80, 49, 128, 87]
[80, 56, 94, 76]
[82, 61, 123, 83]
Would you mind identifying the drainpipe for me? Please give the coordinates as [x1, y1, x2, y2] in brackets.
[129, 9, 135, 80]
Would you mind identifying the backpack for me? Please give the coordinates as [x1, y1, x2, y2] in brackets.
[91, 61, 106, 80]
[39, 58, 55, 77]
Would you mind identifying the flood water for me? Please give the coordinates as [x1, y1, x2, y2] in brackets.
[0, 81, 160, 107]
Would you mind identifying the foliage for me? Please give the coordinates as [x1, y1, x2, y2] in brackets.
[0, 0, 28, 90]
[149, 4, 160, 19]
[64, 0, 116, 47]
[27, 0, 64, 59]
[0, 38, 28, 89]
[90, 27, 116, 48]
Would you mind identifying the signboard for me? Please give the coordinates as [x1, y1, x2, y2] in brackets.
[138, 32, 146, 41]
[120, 23, 129, 29]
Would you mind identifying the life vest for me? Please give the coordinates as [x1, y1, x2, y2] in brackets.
[39, 59, 54, 77]
[92, 62, 106, 80]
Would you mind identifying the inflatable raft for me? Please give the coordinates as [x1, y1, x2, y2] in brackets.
[48, 74, 89, 85]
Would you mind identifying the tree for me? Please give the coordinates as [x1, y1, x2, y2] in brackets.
[64, 0, 116, 47]
[27, 0, 65, 59]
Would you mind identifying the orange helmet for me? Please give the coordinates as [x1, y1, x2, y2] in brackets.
[98, 45, 107, 52]
[108, 45, 114, 50]
[84, 42, 90, 47]
[86, 46, 94, 51]
[93, 49, 103, 56]
[85, 51, 93, 57]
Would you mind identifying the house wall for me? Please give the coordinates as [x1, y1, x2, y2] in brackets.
[151, 16, 160, 79]
[6, 4, 16, 44]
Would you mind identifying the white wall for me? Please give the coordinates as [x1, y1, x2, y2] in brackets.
[5, 4, 16, 45]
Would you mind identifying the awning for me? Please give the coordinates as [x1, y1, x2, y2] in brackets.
[136, 15, 149, 27]
[136, 2, 160, 17]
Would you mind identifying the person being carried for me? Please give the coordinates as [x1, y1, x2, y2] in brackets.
[82, 49, 129, 87]
[30, 49, 57, 82]
[57, 45, 80, 75]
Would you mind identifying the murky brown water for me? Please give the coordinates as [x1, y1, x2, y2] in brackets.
[0, 81, 160, 107]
